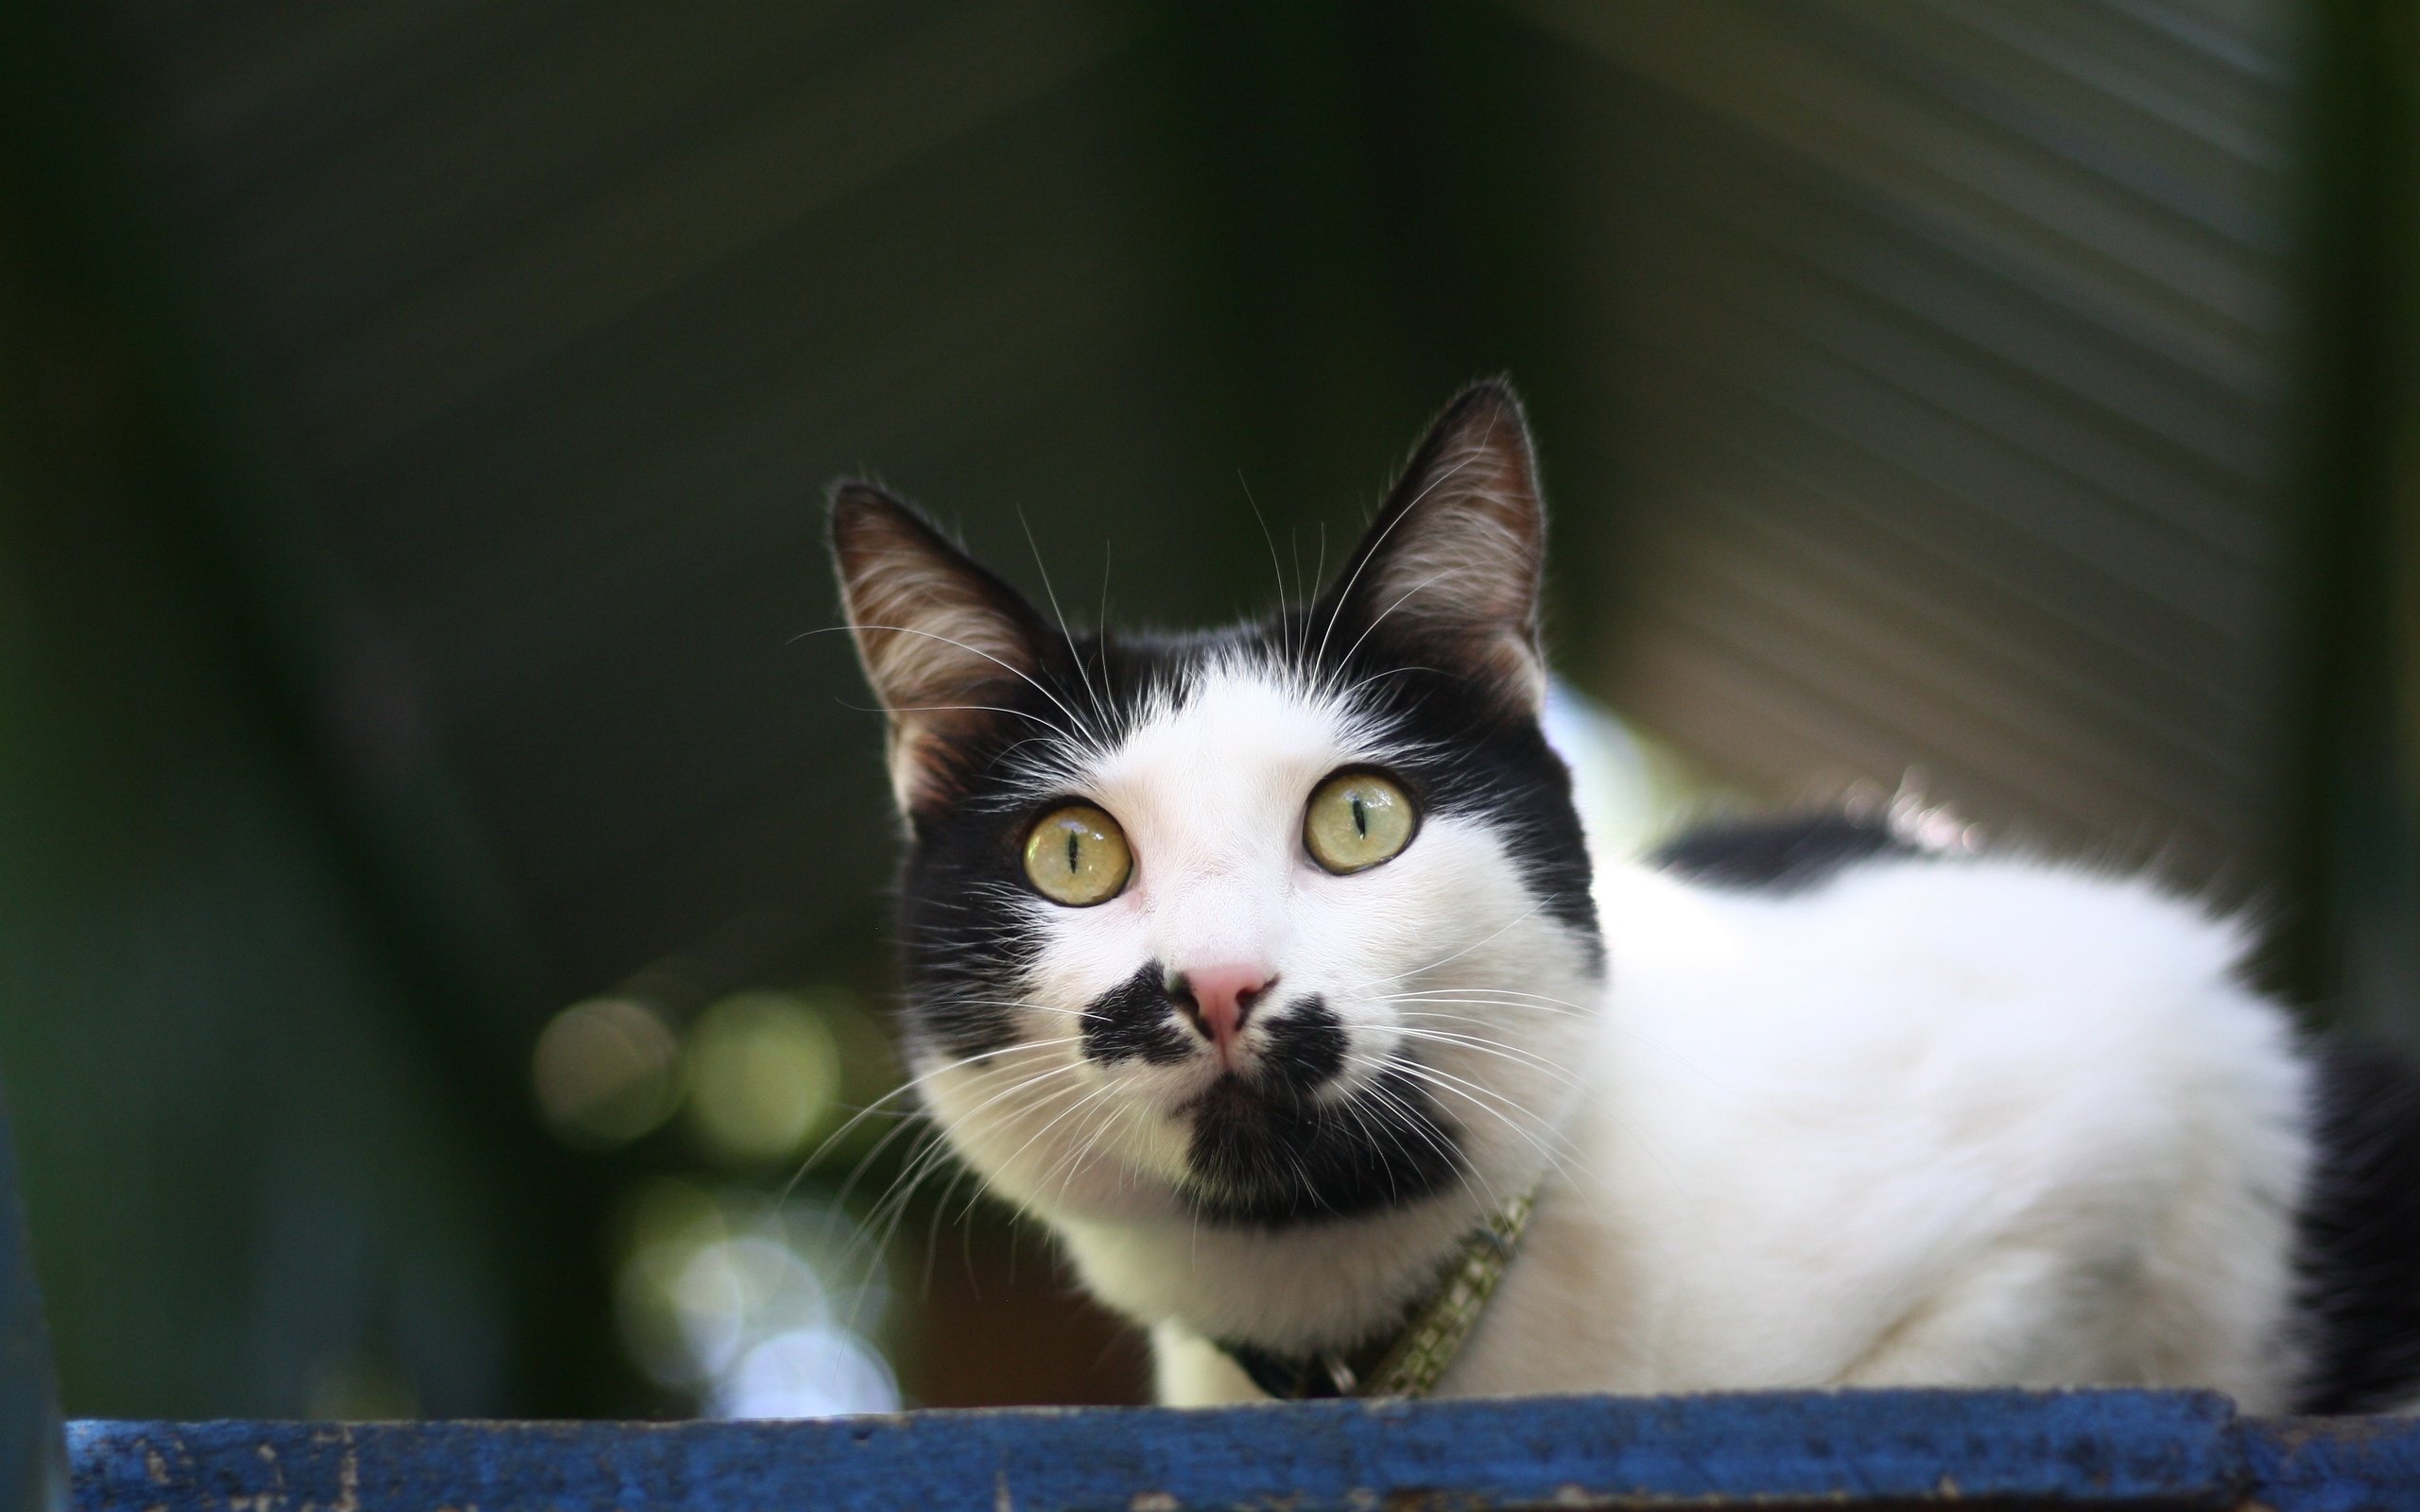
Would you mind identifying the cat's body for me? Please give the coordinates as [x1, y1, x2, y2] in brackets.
[829, 383, 2420, 1415]
[1150, 833, 2308, 1407]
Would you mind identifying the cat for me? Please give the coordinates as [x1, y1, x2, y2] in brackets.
[827, 382, 2420, 1413]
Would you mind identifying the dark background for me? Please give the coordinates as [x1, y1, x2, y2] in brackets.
[0, 0, 2411, 1417]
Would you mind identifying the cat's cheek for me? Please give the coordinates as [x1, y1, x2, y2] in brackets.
[921, 1053, 1188, 1221]
[1289, 814, 1553, 985]
[1023, 898, 1155, 1011]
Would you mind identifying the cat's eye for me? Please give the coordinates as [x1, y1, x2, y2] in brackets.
[1022, 803, 1133, 906]
[1305, 770, 1418, 874]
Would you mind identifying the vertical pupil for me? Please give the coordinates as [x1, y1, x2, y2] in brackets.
[1066, 828, 1081, 873]
[1351, 795, 1368, 837]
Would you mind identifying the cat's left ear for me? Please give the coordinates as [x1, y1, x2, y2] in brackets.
[1317, 381, 1547, 714]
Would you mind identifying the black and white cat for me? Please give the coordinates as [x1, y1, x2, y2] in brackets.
[828, 383, 2420, 1413]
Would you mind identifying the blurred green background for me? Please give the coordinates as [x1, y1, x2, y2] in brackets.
[0, 0, 2411, 1418]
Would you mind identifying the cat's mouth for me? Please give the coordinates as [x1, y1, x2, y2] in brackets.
[1166, 998, 1351, 1130]
[1198, 993, 1349, 1100]
[1170, 1051, 1465, 1226]
[1179, 1068, 1316, 1123]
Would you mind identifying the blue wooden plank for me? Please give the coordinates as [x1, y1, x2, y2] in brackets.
[75, 1390, 2254, 1512]
[2242, 1418, 2420, 1512]
[0, 1101, 66, 1512]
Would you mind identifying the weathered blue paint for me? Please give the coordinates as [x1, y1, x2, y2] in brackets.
[0, 1103, 67, 1512]
[2243, 1418, 2420, 1512]
[68, 1390, 2335, 1512]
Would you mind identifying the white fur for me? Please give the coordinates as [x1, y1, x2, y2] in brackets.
[1427, 859, 2310, 1408]
[913, 663, 2316, 1411]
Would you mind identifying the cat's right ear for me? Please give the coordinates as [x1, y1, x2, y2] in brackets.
[829, 483, 1052, 816]
[1314, 382, 1548, 715]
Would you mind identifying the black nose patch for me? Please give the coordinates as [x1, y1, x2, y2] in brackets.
[1080, 964, 1194, 1065]
[1080, 970, 1347, 1087]
[1254, 996, 1345, 1091]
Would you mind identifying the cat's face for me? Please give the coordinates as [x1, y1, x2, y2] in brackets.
[832, 386, 1602, 1230]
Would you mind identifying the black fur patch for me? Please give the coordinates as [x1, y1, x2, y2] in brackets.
[1652, 811, 1924, 895]
[1255, 995, 1348, 1092]
[1081, 964, 1194, 1066]
[1296, 615, 1602, 965]
[1081, 984, 1460, 1228]
[1180, 1057, 1461, 1227]
[895, 843, 1034, 1062]
[2292, 1042, 2420, 1414]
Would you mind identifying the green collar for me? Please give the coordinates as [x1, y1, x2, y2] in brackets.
[1219, 1188, 1538, 1400]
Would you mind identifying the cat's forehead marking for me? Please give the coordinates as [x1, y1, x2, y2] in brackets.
[1079, 656, 1388, 847]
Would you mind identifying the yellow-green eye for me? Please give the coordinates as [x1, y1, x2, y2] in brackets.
[1305, 770, 1418, 874]
[1022, 803, 1132, 906]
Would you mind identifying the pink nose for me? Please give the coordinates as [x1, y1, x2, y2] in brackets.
[1170, 964, 1276, 1054]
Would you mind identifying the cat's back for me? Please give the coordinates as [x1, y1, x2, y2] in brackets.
[1606, 813, 2284, 1098]
[1607, 815, 2302, 1114]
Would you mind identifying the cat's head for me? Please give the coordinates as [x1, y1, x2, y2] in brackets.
[830, 384, 1601, 1232]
